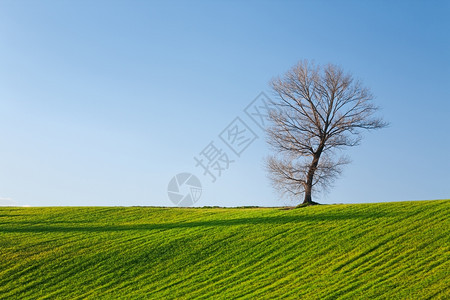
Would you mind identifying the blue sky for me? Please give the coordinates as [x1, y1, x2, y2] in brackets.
[0, 0, 449, 207]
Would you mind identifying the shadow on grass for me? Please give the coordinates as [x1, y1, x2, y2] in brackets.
[0, 214, 25, 217]
[0, 211, 392, 233]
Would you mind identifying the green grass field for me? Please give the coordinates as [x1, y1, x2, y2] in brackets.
[0, 200, 449, 299]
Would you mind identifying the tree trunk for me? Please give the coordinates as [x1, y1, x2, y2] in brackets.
[303, 184, 313, 204]
[302, 145, 324, 206]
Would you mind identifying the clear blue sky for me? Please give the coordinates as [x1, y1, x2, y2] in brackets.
[1, 0, 449, 207]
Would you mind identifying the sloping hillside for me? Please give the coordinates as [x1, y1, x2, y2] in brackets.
[0, 200, 448, 299]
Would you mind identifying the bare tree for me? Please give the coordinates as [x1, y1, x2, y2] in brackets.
[266, 60, 387, 206]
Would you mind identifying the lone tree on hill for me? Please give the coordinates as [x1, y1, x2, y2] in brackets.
[266, 60, 387, 206]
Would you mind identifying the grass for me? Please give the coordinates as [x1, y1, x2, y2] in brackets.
[0, 200, 449, 299]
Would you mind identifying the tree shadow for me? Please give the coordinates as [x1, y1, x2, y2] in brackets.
[0, 210, 392, 234]
[0, 214, 25, 217]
